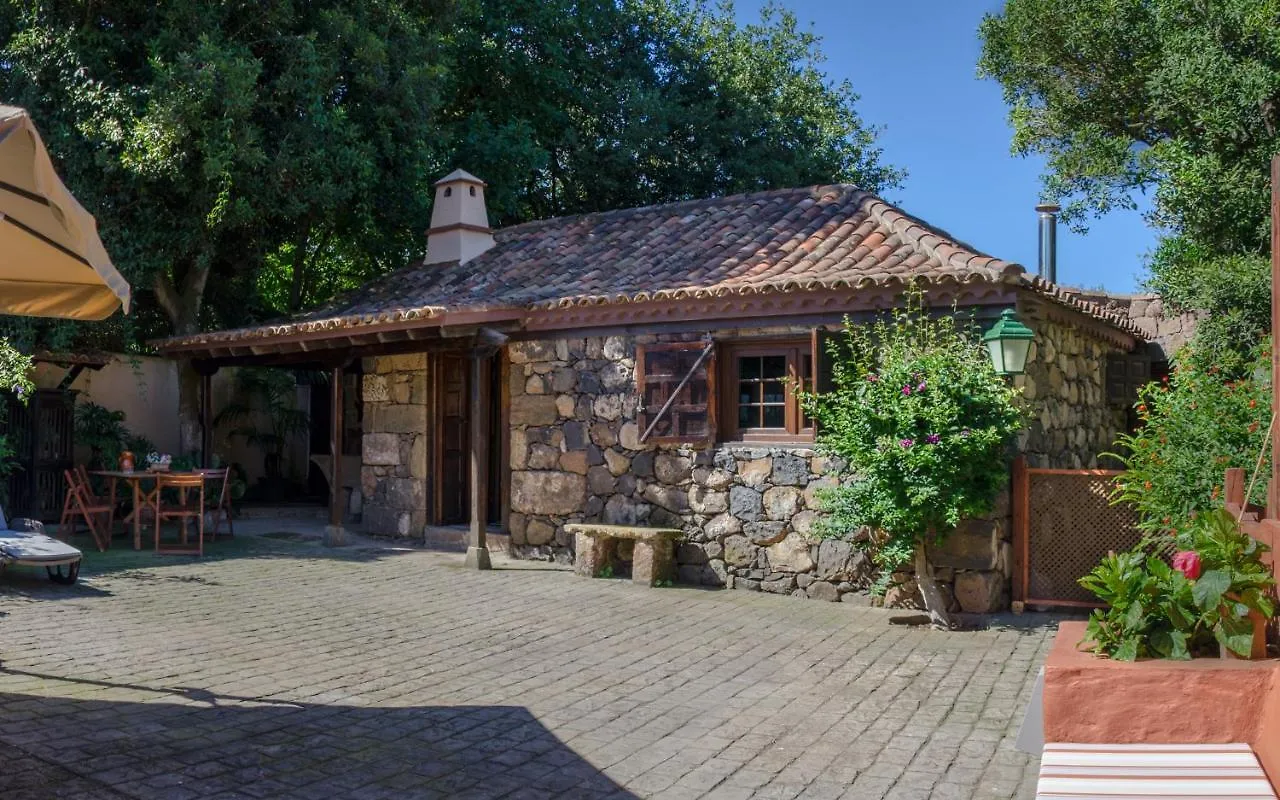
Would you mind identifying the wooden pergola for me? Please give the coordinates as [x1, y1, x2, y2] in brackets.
[165, 321, 512, 568]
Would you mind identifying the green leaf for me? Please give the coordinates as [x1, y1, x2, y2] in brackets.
[1113, 637, 1140, 662]
[1192, 569, 1231, 612]
[1148, 629, 1172, 658]
[1123, 600, 1145, 631]
[1215, 614, 1256, 657]
[1167, 630, 1191, 660]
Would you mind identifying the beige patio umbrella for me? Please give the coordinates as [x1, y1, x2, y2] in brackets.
[0, 105, 130, 320]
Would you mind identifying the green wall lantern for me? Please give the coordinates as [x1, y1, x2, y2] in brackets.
[982, 308, 1034, 375]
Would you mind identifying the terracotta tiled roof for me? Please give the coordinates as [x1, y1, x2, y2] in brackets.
[157, 185, 1143, 349]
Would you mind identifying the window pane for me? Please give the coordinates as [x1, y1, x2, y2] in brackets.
[763, 381, 785, 404]
[763, 405, 785, 428]
[739, 382, 755, 405]
[739, 356, 760, 380]
[802, 354, 812, 380]
[762, 355, 786, 378]
[738, 405, 753, 429]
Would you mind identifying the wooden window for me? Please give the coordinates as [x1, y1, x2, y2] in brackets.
[719, 339, 814, 442]
[635, 343, 716, 444]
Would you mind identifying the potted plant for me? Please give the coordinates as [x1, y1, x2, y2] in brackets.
[213, 368, 310, 502]
[1079, 507, 1275, 660]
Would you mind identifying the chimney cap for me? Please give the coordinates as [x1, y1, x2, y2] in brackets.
[1035, 202, 1061, 214]
[434, 168, 487, 187]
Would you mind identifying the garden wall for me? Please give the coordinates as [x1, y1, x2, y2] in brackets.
[32, 354, 183, 463]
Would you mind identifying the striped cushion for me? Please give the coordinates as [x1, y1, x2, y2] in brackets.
[1037, 743, 1277, 798]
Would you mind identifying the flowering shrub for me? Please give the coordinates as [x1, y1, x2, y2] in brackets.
[0, 338, 33, 403]
[1109, 340, 1270, 539]
[802, 286, 1024, 625]
[1080, 508, 1275, 660]
[0, 338, 35, 498]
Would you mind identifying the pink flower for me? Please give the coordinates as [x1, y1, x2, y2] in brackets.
[866, 373, 879, 382]
[917, 381, 927, 392]
[899, 438, 914, 448]
[901, 385, 912, 396]
[1172, 551, 1202, 581]
[925, 434, 941, 444]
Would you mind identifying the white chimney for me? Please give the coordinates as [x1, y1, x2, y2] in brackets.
[425, 169, 494, 265]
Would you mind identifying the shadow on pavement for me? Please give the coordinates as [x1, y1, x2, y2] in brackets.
[0, 677, 636, 800]
[0, 532, 422, 600]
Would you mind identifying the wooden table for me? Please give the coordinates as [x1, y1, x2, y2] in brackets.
[92, 470, 211, 550]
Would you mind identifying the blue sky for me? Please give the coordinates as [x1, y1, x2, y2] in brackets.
[733, 0, 1157, 293]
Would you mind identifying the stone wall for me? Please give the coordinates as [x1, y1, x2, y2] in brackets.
[1015, 315, 1128, 469]
[360, 354, 430, 538]
[1059, 289, 1198, 359]
[503, 318, 1112, 612]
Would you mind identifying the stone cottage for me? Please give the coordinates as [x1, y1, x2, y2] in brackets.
[157, 169, 1147, 611]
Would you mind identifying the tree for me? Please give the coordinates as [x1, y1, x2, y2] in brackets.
[802, 289, 1024, 629]
[0, 0, 450, 337]
[978, 0, 1280, 359]
[2, 0, 899, 339]
[430, 0, 901, 224]
[0, 339, 34, 504]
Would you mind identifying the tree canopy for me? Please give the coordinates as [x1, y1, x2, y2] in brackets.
[0, 0, 899, 348]
[978, 0, 1280, 360]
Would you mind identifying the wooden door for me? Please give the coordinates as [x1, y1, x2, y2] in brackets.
[437, 354, 469, 524]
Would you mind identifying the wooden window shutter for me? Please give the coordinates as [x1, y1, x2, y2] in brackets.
[636, 342, 716, 444]
[813, 327, 845, 396]
[1107, 353, 1151, 407]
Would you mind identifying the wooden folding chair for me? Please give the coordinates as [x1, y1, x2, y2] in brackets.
[152, 473, 205, 556]
[75, 465, 101, 501]
[59, 469, 113, 552]
[199, 468, 234, 541]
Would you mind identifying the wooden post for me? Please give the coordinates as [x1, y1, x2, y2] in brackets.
[1225, 467, 1248, 518]
[465, 349, 492, 570]
[1271, 155, 1280, 520]
[193, 361, 218, 468]
[1011, 455, 1028, 609]
[325, 364, 346, 546]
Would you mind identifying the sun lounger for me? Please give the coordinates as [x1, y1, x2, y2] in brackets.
[1036, 743, 1278, 798]
[0, 507, 82, 585]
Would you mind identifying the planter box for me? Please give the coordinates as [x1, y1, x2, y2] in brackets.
[1044, 621, 1280, 785]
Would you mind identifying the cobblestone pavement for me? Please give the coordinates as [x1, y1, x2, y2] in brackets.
[0, 527, 1054, 799]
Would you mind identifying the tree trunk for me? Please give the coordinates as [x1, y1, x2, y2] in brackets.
[289, 226, 310, 312]
[154, 264, 212, 459]
[914, 541, 953, 630]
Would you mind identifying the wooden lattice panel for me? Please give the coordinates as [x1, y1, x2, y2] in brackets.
[1026, 471, 1142, 605]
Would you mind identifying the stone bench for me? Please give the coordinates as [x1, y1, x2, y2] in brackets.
[566, 523, 682, 587]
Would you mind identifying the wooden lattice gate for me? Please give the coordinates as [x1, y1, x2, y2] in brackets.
[2, 389, 75, 521]
[1012, 456, 1144, 608]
